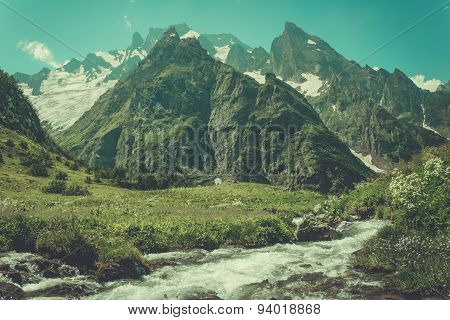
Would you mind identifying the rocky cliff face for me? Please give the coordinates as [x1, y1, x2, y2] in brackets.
[265, 22, 448, 168]
[59, 29, 373, 193]
[0, 69, 51, 146]
[225, 45, 271, 74]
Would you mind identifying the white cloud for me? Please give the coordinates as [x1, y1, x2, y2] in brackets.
[17, 40, 61, 68]
[410, 74, 443, 92]
[124, 15, 132, 30]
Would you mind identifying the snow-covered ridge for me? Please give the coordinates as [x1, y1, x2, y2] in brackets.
[243, 71, 324, 98]
[244, 70, 266, 84]
[214, 45, 231, 63]
[285, 73, 324, 97]
[350, 149, 384, 173]
[21, 67, 117, 131]
[95, 51, 122, 68]
[180, 30, 200, 39]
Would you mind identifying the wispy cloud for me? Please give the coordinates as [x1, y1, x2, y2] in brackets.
[124, 15, 132, 30]
[17, 40, 61, 68]
[410, 74, 443, 92]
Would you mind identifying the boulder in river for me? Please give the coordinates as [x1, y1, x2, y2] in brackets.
[96, 259, 149, 283]
[295, 215, 342, 241]
[0, 282, 25, 300]
[26, 283, 96, 299]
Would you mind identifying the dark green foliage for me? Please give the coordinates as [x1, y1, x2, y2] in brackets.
[20, 151, 53, 168]
[36, 229, 97, 270]
[85, 176, 92, 184]
[0, 214, 43, 251]
[112, 167, 126, 184]
[42, 179, 67, 194]
[6, 138, 15, 148]
[93, 171, 102, 183]
[69, 161, 80, 171]
[19, 141, 28, 149]
[0, 152, 3, 164]
[29, 162, 49, 177]
[55, 171, 68, 181]
[63, 184, 91, 196]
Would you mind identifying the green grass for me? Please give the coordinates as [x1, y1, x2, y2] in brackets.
[353, 224, 449, 297]
[337, 144, 450, 297]
[0, 126, 324, 274]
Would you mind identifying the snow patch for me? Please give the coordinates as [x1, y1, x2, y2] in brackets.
[421, 104, 442, 135]
[307, 39, 317, 45]
[95, 51, 121, 68]
[285, 73, 324, 97]
[410, 74, 442, 92]
[244, 70, 266, 84]
[332, 105, 337, 112]
[22, 68, 117, 130]
[214, 45, 230, 63]
[180, 30, 200, 39]
[372, 66, 380, 71]
[350, 149, 384, 173]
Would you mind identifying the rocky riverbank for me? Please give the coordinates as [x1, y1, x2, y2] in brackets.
[1, 220, 404, 300]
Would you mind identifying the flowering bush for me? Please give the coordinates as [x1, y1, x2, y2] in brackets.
[354, 224, 449, 296]
[389, 157, 449, 232]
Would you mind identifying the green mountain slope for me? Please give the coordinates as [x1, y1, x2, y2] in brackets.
[59, 28, 373, 193]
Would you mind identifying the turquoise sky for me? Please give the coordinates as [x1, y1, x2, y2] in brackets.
[0, 0, 449, 81]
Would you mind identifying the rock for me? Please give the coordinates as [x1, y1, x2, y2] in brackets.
[96, 259, 149, 283]
[181, 289, 221, 300]
[26, 283, 95, 299]
[295, 215, 342, 241]
[313, 204, 322, 214]
[336, 221, 352, 234]
[145, 259, 179, 273]
[31, 257, 78, 278]
[0, 263, 39, 286]
[0, 282, 25, 300]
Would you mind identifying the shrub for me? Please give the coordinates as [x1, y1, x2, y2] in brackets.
[389, 157, 449, 232]
[94, 171, 102, 183]
[29, 162, 49, 177]
[354, 225, 449, 296]
[69, 161, 80, 171]
[85, 176, 92, 184]
[0, 152, 4, 164]
[55, 171, 68, 181]
[5, 139, 15, 148]
[21, 151, 53, 168]
[112, 167, 127, 184]
[36, 229, 97, 269]
[42, 179, 67, 194]
[19, 141, 28, 149]
[0, 214, 43, 251]
[63, 184, 91, 196]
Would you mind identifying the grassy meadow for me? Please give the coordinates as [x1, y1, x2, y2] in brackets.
[0, 126, 324, 272]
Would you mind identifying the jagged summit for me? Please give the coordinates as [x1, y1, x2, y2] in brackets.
[59, 29, 373, 193]
[129, 31, 144, 50]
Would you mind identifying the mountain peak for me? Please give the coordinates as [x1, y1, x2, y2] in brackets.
[130, 31, 144, 49]
[147, 28, 180, 61]
[284, 22, 308, 37]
